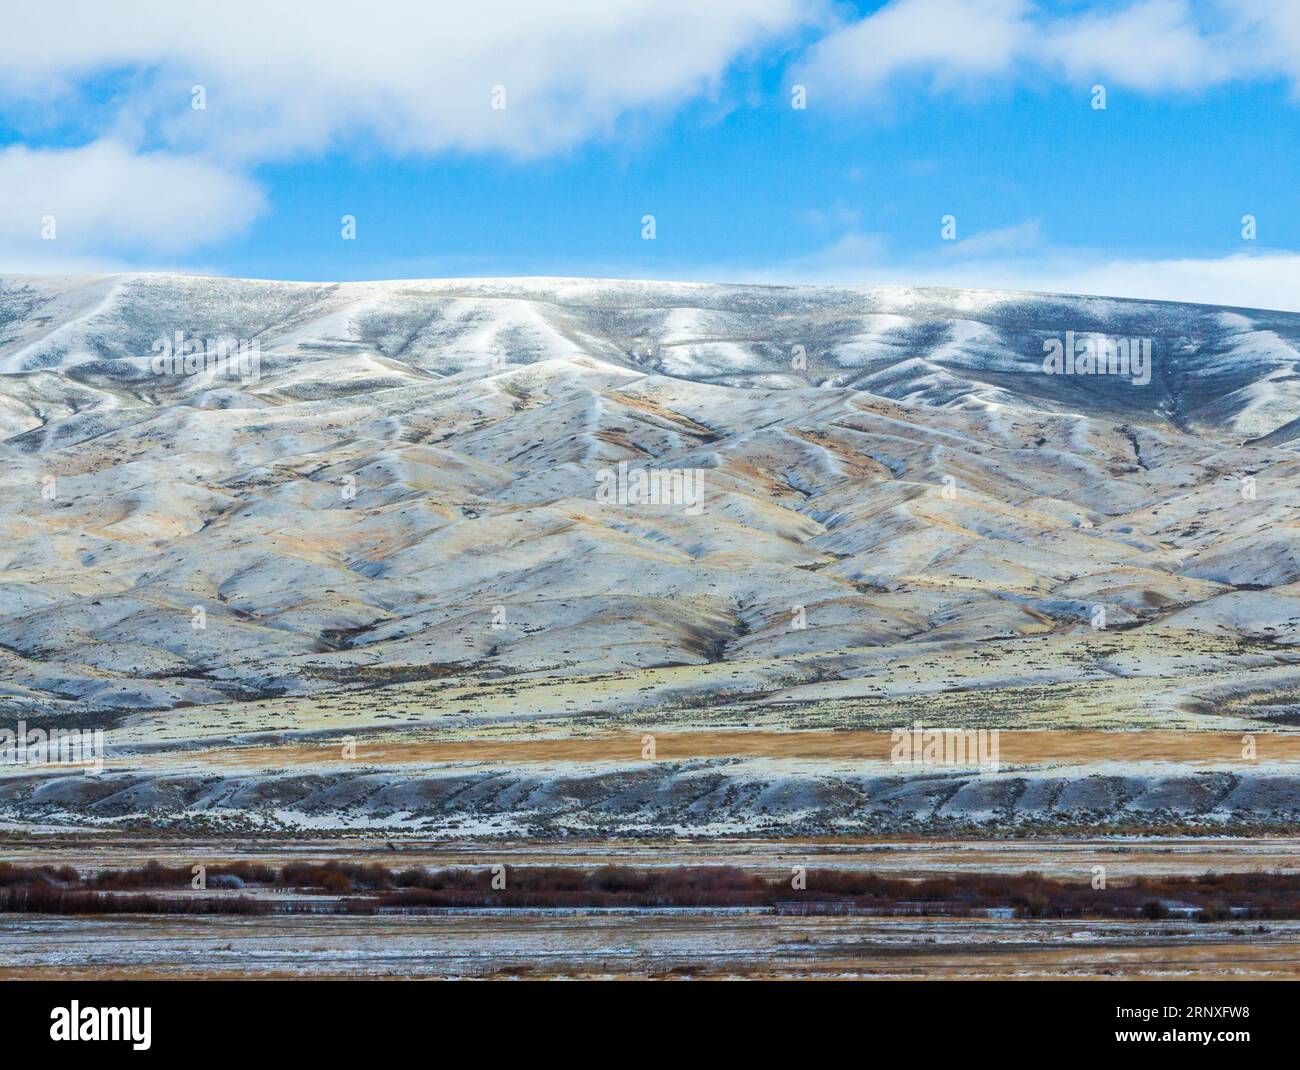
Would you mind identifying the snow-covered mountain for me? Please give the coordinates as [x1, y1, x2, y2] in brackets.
[2, 273, 1300, 719]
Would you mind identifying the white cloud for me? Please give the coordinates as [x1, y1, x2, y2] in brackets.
[1228, 0, 1300, 96]
[797, 0, 1029, 98]
[1040, 0, 1228, 90]
[0, 0, 814, 161]
[803, 200, 864, 229]
[976, 250, 1300, 312]
[0, 140, 265, 257]
[799, 0, 1300, 101]
[737, 234, 1300, 312]
[804, 229, 890, 267]
[946, 219, 1044, 258]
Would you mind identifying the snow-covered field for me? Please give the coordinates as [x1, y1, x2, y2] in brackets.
[6, 911, 1299, 980]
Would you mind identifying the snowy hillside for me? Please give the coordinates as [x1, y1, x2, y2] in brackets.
[2, 273, 1299, 716]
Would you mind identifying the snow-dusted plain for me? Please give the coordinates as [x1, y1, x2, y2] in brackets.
[3, 273, 1300, 832]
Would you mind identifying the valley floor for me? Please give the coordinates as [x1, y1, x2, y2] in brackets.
[6, 912, 1300, 980]
[4, 833, 1300, 980]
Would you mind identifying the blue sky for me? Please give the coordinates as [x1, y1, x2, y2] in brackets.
[4, 1, 1300, 309]
[237, 78, 1300, 282]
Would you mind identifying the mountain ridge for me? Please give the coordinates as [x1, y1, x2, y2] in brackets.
[1, 272, 1298, 728]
